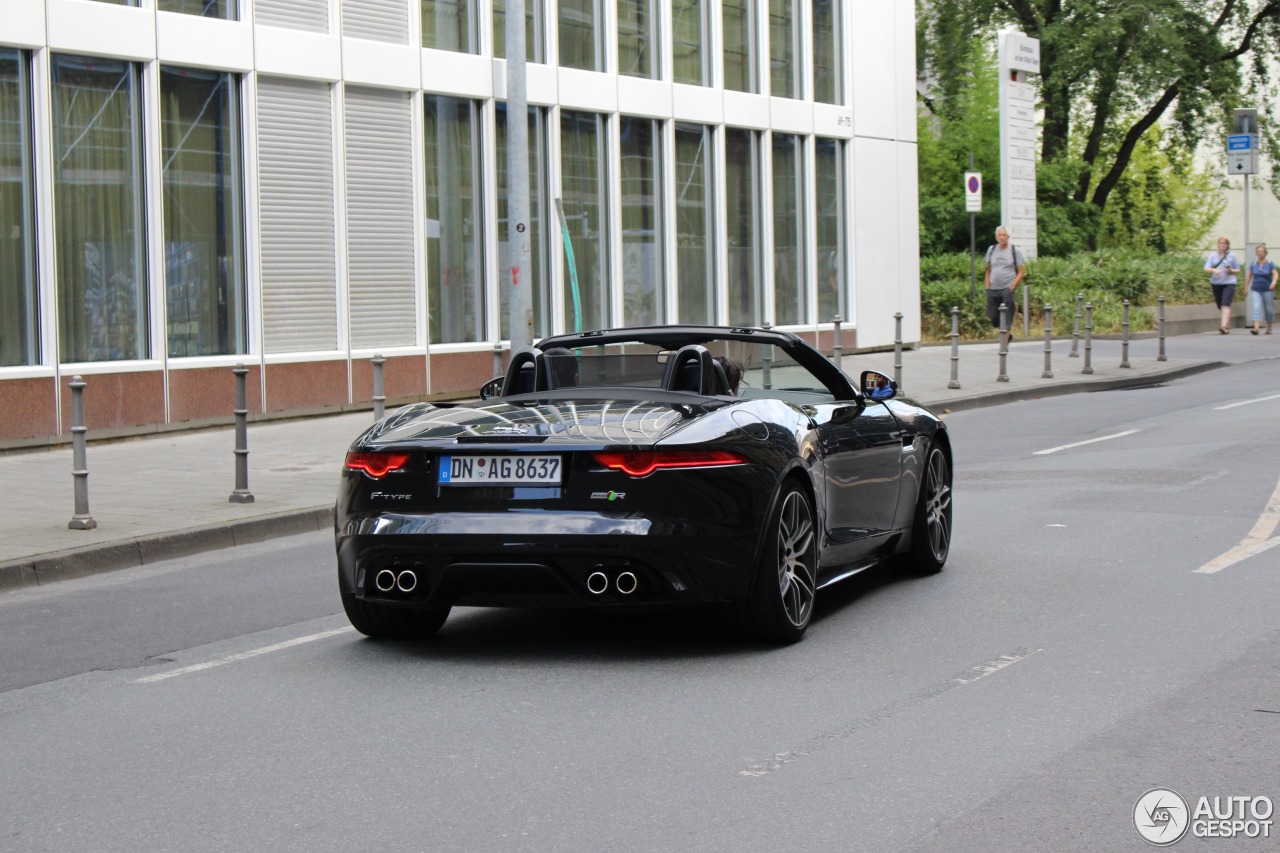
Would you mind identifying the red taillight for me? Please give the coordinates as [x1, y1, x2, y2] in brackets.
[344, 451, 411, 478]
[591, 449, 748, 477]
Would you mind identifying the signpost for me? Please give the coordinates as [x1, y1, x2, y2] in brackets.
[1231, 109, 1258, 251]
[998, 30, 1040, 260]
[965, 167, 982, 297]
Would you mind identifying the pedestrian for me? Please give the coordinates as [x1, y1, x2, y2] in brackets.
[1204, 236, 1241, 334]
[1245, 243, 1277, 335]
[984, 225, 1026, 348]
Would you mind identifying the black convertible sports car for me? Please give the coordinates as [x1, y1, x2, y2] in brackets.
[336, 325, 952, 643]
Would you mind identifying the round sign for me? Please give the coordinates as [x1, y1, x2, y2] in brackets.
[967, 176, 980, 193]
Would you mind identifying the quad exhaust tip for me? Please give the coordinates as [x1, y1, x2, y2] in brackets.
[586, 571, 609, 595]
[396, 570, 417, 593]
[375, 569, 397, 593]
[615, 571, 638, 595]
[586, 569, 639, 595]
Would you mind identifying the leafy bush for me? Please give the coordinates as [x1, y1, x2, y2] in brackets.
[919, 250, 1210, 340]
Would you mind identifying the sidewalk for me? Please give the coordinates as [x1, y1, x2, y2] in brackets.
[1, 329, 1269, 591]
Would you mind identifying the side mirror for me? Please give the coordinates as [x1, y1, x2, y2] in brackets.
[479, 377, 504, 400]
[860, 370, 897, 401]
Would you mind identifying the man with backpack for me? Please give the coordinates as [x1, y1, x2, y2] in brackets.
[984, 225, 1027, 348]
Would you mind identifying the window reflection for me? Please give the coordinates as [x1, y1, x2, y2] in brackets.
[424, 0, 478, 53]
[722, 0, 757, 93]
[161, 67, 245, 357]
[618, 0, 657, 79]
[425, 96, 485, 343]
[52, 55, 147, 363]
[725, 127, 761, 325]
[770, 0, 801, 99]
[496, 103, 551, 339]
[158, 0, 236, 19]
[559, 110, 610, 332]
[816, 138, 845, 322]
[559, 0, 601, 71]
[0, 49, 37, 366]
[772, 132, 806, 325]
[620, 116, 663, 325]
[813, 0, 841, 104]
[493, 0, 544, 62]
[672, 0, 710, 86]
[675, 123, 715, 324]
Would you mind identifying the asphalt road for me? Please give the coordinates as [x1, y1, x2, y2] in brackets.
[3, 360, 1279, 852]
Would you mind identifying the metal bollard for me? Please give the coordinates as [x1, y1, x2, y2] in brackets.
[997, 304, 1009, 382]
[947, 306, 961, 389]
[229, 363, 255, 504]
[1157, 296, 1167, 362]
[1041, 304, 1054, 379]
[1120, 300, 1131, 368]
[67, 375, 97, 530]
[372, 354, 386, 421]
[1082, 303, 1094, 375]
[893, 312, 904, 388]
[1070, 293, 1082, 357]
[762, 322, 773, 389]
[832, 314, 843, 366]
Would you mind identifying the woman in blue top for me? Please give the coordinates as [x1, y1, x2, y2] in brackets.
[1204, 236, 1241, 333]
[1246, 243, 1278, 335]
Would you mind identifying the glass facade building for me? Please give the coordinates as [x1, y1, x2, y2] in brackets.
[0, 0, 920, 442]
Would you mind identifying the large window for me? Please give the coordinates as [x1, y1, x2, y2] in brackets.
[160, 67, 245, 358]
[619, 117, 663, 325]
[770, 0, 801, 99]
[813, 0, 841, 105]
[618, 0, 658, 79]
[425, 96, 485, 343]
[674, 123, 715, 324]
[559, 0, 602, 71]
[724, 127, 761, 325]
[722, 0, 757, 94]
[494, 0, 544, 62]
[497, 103, 551, 339]
[815, 137, 845, 322]
[158, 0, 236, 18]
[0, 50, 37, 367]
[52, 55, 147, 363]
[672, 0, 711, 86]
[772, 132, 806, 325]
[423, 0, 478, 53]
[559, 110, 610, 332]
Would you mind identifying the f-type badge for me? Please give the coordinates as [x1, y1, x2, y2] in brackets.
[590, 491, 626, 501]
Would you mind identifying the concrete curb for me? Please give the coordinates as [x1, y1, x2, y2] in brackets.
[915, 361, 1228, 413]
[0, 506, 333, 591]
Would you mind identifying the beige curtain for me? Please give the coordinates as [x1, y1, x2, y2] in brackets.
[0, 49, 37, 366]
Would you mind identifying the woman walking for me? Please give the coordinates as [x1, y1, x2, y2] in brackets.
[1246, 243, 1278, 335]
[1205, 236, 1241, 333]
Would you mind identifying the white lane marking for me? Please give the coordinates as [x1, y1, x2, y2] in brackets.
[737, 648, 1043, 778]
[1196, 471, 1280, 574]
[133, 627, 355, 683]
[1033, 429, 1140, 456]
[1214, 393, 1280, 411]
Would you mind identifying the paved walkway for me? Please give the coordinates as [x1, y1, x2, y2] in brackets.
[2, 329, 1273, 590]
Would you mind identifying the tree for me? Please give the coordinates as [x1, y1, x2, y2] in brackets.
[918, 0, 1280, 214]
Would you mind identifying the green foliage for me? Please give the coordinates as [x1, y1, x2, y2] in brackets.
[1098, 126, 1225, 253]
[920, 250, 1211, 340]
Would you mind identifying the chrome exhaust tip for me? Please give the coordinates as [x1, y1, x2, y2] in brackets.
[586, 571, 609, 595]
[615, 571, 638, 595]
[396, 570, 418, 593]
[375, 569, 397, 593]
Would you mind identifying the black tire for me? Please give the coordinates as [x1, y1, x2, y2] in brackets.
[737, 482, 818, 644]
[896, 444, 952, 576]
[340, 587, 450, 639]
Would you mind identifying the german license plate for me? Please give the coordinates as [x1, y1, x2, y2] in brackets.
[438, 455, 562, 486]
